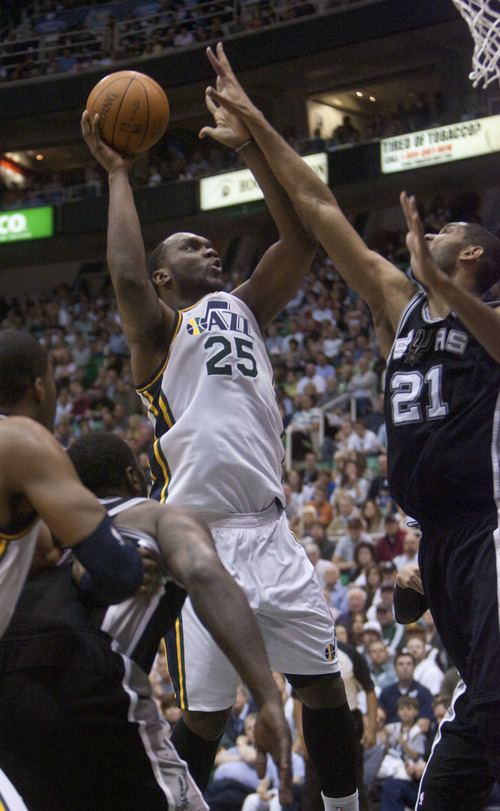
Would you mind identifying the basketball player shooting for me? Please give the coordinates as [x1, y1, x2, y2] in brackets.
[82, 63, 361, 811]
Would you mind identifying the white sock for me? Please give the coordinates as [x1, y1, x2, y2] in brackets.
[321, 789, 359, 811]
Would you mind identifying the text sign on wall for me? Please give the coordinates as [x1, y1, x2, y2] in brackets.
[0, 206, 54, 243]
[200, 153, 328, 211]
[381, 115, 500, 173]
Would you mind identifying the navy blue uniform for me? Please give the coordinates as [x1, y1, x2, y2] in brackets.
[384, 291, 500, 807]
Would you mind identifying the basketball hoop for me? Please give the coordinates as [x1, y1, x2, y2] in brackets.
[450, 0, 500, 88]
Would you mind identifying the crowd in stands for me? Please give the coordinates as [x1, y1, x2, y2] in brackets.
[4, 186, 497, 808]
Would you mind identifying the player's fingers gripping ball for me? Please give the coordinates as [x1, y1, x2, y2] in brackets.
[86, 70, 169, 154]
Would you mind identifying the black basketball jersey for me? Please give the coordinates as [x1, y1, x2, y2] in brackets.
[384, 291, 500, 529]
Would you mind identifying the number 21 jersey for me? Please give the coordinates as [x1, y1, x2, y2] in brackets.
[384, 291, 500, 528]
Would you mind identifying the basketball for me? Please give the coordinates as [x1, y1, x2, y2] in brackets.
[86, 70, 169, 154]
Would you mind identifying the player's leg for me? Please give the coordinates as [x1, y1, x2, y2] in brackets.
[164, 596, 239, 791]
[290, 674, 358, 811]
[0, 629, 207, 811]
[417, 681, 495, 810]
[420, 514, 500, 787]
[254, 512, 359, 811]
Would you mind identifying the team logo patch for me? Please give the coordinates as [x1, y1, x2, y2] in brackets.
[324, 643, 336, 661]
[0, 539, 9, 562]
[186, 317, 206, 336]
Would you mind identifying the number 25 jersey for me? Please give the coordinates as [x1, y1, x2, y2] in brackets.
[384, 291, 500, 528]
[137, 292, 285, 521]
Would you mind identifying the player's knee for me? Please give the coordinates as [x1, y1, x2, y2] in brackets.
[291, 673, 346, 709]
[182, 707, 232, 740]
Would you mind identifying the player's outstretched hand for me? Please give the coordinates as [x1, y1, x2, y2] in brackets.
[203, 43, 259, 124]
[199, 90, 251, 150]
[253, 693, 293, 806]
[81, 110, 136, 175]
[400, 191, 447, 292]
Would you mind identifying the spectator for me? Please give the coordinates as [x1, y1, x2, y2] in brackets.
[361, 499, 385, 541]
[376, 515, 407, 562]
[373, 599, 406, 659]
[322, 563, 349, 617]
[392, 531, 420, 571]
[332, 115, 360, 145]
[377, 695, 426, 784]
[333, 515, 374, 574]
[406, 636, 444, 696]
[348, 541, 379, 586]
[366, 638, 396, 695]
[379, 653, 434, 733]
[204, 714, 261, 811]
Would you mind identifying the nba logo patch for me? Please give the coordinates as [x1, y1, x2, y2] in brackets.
[324, 643, 335, 661]
[419, 792, 425, 805]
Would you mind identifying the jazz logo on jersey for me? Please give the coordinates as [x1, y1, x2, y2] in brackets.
[186, 300, 250, 338]
[325, 643, 336, 661]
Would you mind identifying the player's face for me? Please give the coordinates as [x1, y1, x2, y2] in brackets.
[166, 233, 223, 295]
[426, 222, 467, 273]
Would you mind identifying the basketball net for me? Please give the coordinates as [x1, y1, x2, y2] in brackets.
[450, 0, 500, 87]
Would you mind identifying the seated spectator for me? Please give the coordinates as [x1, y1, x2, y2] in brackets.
[346, 357, 379, 418]
[304, 541, 333, 588]
[363, 563, 384, 612]
[220, 682, 258, 749]
[406, 636, 444, 696]
[336, 587, 367, 633]
[306, 519, 336, 561]
[295, 361, 326, 397]
[361, 498, 386, 541]
[373, 598, 406, 659]
[376, 514, 407, 562]
[377, 695, 426, 785]
[367, 453, 391, 509]
[392, 530, 420, 571]
[367, 638, 396, 695]
[322, 563, 349, 617]
[348, 417, 380, 457]
[332, 115, 360, 145]
[379, 653, 434, 734]
[333, 515, 374, 574]
[204, 714, 261, 811]
[306, 482, 333, 528]
[241, 750, 305, 811]
[348, 541, 379, 586]
[338, 458, 369, 507]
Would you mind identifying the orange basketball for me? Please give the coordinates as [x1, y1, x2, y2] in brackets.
[86, 70, 169, 154]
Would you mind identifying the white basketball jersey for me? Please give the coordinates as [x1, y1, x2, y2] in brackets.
[137, 292, 285, 521]
[0, 517, 42, 639]
[100, 497, 168, 657]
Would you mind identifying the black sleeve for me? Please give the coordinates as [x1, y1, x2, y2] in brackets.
[393, 584, 427, 624]
[337, 640, 375, 693]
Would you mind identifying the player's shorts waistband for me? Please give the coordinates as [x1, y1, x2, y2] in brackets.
[208, 499, 283, 529]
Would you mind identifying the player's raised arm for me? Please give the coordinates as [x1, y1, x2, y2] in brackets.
[201, 50, 317, 331]
[4, 418, 143, 604]
[81, 111, 174, 383]
[401, 191, 500, 364]
[205, 44, 415, 356]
